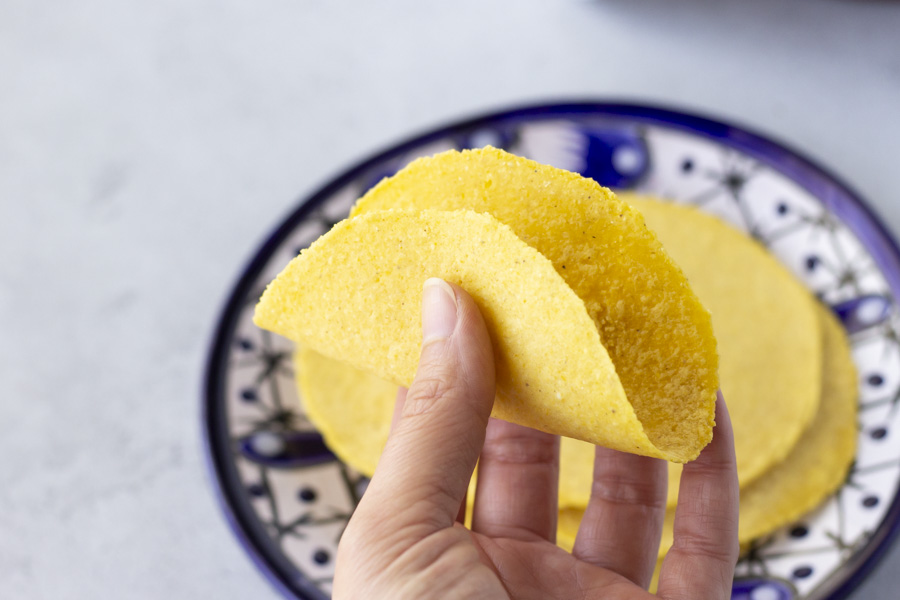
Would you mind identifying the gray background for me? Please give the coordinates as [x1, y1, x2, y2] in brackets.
[2, 0, 899, 598]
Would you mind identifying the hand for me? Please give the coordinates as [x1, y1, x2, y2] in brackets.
[333, 279, 739, 599]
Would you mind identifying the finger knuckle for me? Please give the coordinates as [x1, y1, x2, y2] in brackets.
[590, 473, 667, 510]
[481, 431, 557, 467]
[689, 453, 735, 474]
[670, 528, 740, 563]
[404, 373, 461, 417]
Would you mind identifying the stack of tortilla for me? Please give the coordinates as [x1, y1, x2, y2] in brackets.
[254, 148, 857, 572]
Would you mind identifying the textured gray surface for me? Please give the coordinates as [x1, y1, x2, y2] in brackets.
[2, 0, 899, 598]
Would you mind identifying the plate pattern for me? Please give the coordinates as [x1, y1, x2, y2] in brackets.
[205, 105, 900, 600]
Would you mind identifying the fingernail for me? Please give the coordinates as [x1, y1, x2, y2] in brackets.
[422, 278, 457, 344]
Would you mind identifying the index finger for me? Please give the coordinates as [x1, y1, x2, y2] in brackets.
[657, 392, 739, 600]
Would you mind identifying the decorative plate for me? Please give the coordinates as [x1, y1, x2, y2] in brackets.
[203, 102, 900, 600]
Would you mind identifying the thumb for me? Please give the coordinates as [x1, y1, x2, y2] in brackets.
[362, 278, 495, 532]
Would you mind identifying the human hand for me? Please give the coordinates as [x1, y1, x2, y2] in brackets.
[333, 278, 739, 599]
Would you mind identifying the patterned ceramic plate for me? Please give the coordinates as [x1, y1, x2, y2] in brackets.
[203, 102, 900, 600]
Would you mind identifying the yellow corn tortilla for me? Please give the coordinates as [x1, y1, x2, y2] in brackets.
[296, 347, 396, 476]
[558, 304, 857, 555]
[297, 345, 484, 518]
[295, 349, 609, 504]
[297, 303, 855, 556]
[296, 347, 591, 514]
[638, 197, 822, 505]
[557, 197, 823, 509]
[351, 147, 717, 461]
[258, 208, 695, 459]
[668, 305, 856, 550]
[287, 195, 823, 511]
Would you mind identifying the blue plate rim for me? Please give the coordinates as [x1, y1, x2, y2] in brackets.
[202, 99, 900, 600]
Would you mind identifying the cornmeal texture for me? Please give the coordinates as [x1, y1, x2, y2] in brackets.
[295, 304, 855, 555]
[628, 197, 822, 505]
[352, 148, 717, 461]
[559, 304, 857, 557]
[256, 208, 698, 458]
[555, 197, 823, 508]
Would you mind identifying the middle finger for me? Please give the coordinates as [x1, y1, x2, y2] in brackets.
[573, 446, 667, 589]
[471, 419, 560, 542]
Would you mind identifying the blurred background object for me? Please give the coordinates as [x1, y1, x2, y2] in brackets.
[2, 1, 900, 598]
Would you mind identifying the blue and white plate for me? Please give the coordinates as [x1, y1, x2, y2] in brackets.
[203, 102, 900, 599]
